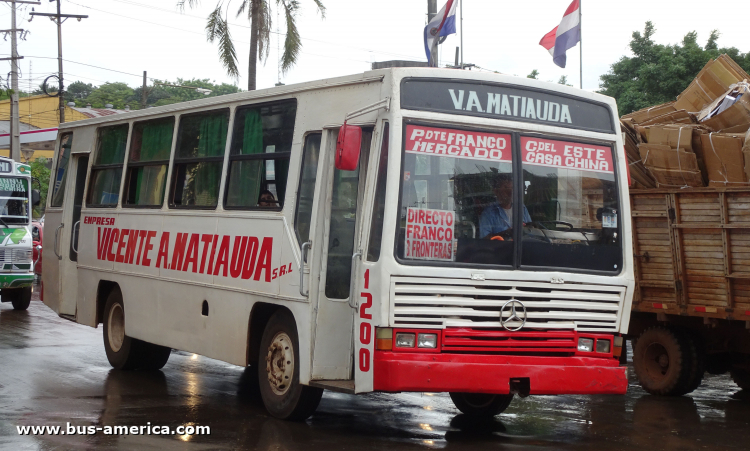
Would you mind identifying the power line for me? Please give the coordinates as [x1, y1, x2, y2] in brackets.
[68, 0, 429, 63]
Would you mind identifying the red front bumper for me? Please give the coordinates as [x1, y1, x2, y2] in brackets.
[373, 352, 627, 395]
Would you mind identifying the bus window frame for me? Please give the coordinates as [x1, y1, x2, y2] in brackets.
[392, 119, 625, 277]
[123, 116, 177, 210]
[49, 131, 74, 208]
[223, 99, 297, 212]
[168, 108, 230, 211]
[86, 123, 131, 209]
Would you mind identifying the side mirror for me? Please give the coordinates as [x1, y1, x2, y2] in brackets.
[31, 189, 41, 206]
[335, 123, 362, 171]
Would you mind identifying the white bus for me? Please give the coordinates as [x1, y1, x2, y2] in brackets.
[0, 156, 40, 310]
[43, 67, 634, 420]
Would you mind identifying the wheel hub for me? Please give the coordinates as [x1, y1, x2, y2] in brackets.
[108, 303, 125, 353]
[265, 332, 294, 395]
[644, 342, 670, 377]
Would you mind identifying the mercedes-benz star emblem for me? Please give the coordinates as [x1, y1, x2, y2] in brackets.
[500, 300, 527, 331]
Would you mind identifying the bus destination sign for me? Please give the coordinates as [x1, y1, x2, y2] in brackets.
[0, 160, 11, 174]
[401, 79, 615, 134]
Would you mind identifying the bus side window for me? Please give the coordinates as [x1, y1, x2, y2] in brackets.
[169, 109, 229, 208]
[366, 122, 389, 262]
[294, 133, 322, 246]
[124, 117, 175, 207]
[50, 132, 73, 207]
[225, 100, 296, 210]
[87, 124, 129, 207]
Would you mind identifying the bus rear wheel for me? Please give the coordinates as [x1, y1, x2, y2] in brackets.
[449, 392, 514, 417]
[102, 288, 171, 370]
[258, 310, 323, 420]
[6, 287, 31, 310]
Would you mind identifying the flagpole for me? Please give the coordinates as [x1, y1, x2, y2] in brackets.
[460, 0, 463, 68]
[579, 0, 583, 89]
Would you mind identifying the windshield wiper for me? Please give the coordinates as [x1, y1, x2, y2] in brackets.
[0, 217, 10, 228]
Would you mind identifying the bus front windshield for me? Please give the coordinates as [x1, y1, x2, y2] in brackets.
[0, 177, 30, 225]
[397, 124, 622, 273]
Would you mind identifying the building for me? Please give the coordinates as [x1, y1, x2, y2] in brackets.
[0, 95, 130, 164]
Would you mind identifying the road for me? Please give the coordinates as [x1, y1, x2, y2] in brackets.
[2, 292, 750, 450]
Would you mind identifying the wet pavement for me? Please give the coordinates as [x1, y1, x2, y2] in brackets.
[2, 293, 750, 450]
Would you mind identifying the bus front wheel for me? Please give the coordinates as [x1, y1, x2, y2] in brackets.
[258, 310, 323, 420]
[5, 286, 31, 310]
[449, 392, 514, 417]
[102, 288, 171, 370]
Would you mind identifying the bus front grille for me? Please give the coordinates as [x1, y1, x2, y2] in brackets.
[442, 328, 578, 355]
[391, 277, 625, 332]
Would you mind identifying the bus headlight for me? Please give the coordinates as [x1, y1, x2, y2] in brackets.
[13, 249, 32, 262]
[395, 333, 415, 348]
[596, 339, 611, 353]
[417, 333, 437, 349]
[577, 337, 594, 352]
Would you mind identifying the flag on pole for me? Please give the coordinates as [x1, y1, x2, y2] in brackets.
[539, 0, 581, 68]
[424, 0, 457, 66]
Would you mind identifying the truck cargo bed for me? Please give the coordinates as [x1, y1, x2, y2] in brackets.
[631, 187, 750, 321]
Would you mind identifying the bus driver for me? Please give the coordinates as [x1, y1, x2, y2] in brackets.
[479, 174, 531, 239]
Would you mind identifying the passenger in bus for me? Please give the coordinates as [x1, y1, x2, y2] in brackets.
[258, 190, 277, 208]
[479, 174, 531, 239]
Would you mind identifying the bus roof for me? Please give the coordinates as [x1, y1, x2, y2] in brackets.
[58, 68, 618, 130]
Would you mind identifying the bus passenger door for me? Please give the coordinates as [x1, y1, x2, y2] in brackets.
[58, 154, 89, 316]
[42, 132, 73, 314]
[308, 127, 372, 381]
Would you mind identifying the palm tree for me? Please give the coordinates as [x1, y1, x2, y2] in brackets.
[179, 0, 325, 91]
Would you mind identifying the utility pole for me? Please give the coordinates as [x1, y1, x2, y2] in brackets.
[141, 71, 147, 110]
[427, 0, 437, 67]
[0, 0, 39, 162]
[30, 1, 87, 124]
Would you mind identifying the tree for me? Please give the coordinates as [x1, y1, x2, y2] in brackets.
[64, 81, 96, 103]
[133, 78, 241, 108]
[558, 75, 572, 86]
[527, 69, 540, 79]
[179, 0, 326, 91]
[30, 157, 50, 218]
[599, 22, 750, 116]
[83, 82, 135, 109]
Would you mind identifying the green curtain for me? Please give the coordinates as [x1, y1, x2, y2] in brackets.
[227, 110, 264, 206]
[140, 121, 173, 161]
[186, 114, 227, 206]
[240, 110, 263, 155]
[197, 114, 228, 158]
[97, 125, 128, 165]
[134, 165, 167, 205]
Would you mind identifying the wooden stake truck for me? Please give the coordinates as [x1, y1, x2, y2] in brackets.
[629, 187, 750, 395]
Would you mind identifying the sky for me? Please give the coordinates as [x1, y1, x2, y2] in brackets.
[1, 0, 747, 96]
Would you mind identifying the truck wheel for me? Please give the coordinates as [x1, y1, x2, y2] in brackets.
[258, 310, 323, 420]
[8, 287, 31, 310]
[730, 367, 750, 391]
[103, 288, 170, 370]
[633, 326, 693, 396]
[449, 393, 514, 416]
[677, 331, 705, 395]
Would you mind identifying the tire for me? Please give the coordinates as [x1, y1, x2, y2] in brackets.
[730, 367, 750, 391]
[633, 326, 693, 396]
[102, 288, 171, 370]
[258, 310, 323, 420]
[7, 287, 31, 310]
[674, 330, 705, 395]
[449, 392, 514, 417]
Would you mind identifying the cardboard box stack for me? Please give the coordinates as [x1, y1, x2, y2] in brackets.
[621, 55, 750, 188]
